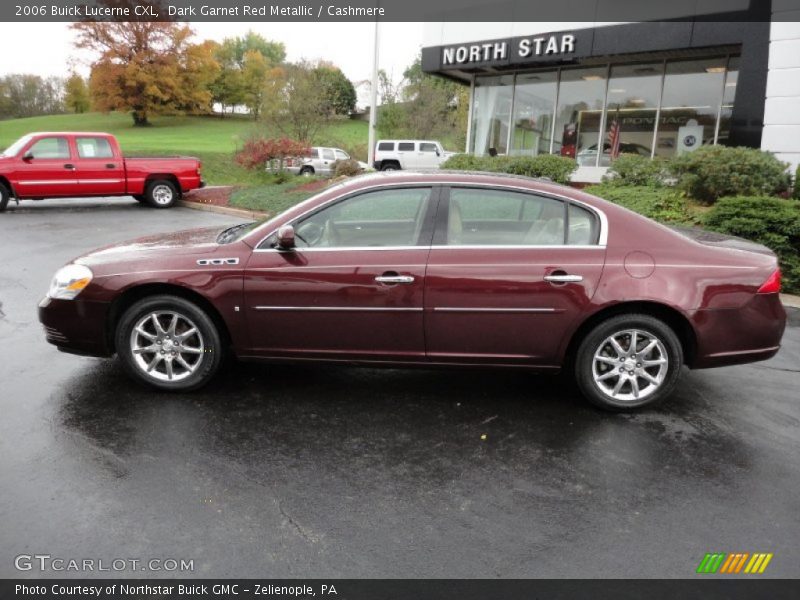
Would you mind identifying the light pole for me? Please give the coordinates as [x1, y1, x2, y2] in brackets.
[367, 19, 380, 167]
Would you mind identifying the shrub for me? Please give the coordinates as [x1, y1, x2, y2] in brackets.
[603, 153, 669, 187]
[441, 153, 577, 185]
[704, 196, 800, 293]
[669, 146, 790, 204]
[332, 158, 363, 177]
[795, 165, 800, 200]
[585, 184, 694, 225]
[235, 137, 310, 171]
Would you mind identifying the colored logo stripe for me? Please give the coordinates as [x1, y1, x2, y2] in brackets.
[697, 553, 773, 574]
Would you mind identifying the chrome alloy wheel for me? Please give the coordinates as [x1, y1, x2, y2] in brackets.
[130, 311, 205, 382]
[151, 184, 174, 205]
[591, 329, 668, 402]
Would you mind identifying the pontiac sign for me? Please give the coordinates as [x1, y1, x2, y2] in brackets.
[442, 33, 577, 67]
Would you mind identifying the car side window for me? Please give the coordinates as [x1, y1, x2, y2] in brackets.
[309, 148, 319, 159]
[334, 150, 349, 160]
[419, 143, 438, 153]
[322, 149, 335, 161]
[567, 204, 598, 245]
[377, 142, 394, 151]
[445, 187, 567, 246]
[398, 142, 415, 151]
[76, 137, 114, 159]
[28, 137, 70, 159]
[293, 187, 432, 249]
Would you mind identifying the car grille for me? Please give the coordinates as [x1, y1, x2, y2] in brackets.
[43, 325, 68, 343]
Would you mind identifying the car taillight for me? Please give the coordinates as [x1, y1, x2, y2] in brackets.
[757, 269, 781, 294]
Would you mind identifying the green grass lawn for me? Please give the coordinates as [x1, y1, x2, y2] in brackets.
[0, 112, 370, 186]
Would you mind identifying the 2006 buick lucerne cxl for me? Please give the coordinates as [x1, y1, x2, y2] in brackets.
[39, 171, 787, 411]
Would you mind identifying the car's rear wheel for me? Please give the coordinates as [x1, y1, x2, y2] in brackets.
[299, 166, 314, 176]
[575, 314, 683, 411]
[380, 162, 399, 171]
[145, 179, 178, 208]
[0, 183, 11, 213]
[116, 295, 223, 391]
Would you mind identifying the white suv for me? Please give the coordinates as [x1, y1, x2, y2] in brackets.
[284, 147, 368, 177]
[373, 140, 453, 171]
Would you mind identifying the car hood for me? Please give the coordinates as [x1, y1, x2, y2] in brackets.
[74, 226, 223, 269]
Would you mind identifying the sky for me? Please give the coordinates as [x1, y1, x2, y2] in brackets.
[0, 22, 423, 105]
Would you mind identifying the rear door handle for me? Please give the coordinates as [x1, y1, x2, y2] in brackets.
[544, 274, 583, 283]
[375, 274, 415, 284]
[105, 163, 116, 168]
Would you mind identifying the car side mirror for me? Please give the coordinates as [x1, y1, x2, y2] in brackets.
[276, 225, 296, 250]
[22, 150, 33, 161]
[435, 149, 441, 157]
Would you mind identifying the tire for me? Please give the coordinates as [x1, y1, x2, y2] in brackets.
[115, 295, 223, 391]
[0, 183, 11, 213]
[381, 162, 400, 171]
[299, 166, 314, 177]
[574, 313, 683, 411]
[132, 195, 147, 203]
[145, 179, 178, 208]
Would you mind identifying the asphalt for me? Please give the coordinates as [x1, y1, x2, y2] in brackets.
[1, 197, 799, 579]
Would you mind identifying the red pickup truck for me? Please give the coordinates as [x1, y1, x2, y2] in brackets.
[0, 132, 204, 212]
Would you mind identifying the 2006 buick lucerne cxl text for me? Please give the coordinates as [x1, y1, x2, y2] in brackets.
[38, 171, 786, 410]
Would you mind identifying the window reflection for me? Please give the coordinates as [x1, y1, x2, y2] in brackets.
[510, 72, 557, 156]
[554, 67, 607, 162]
[471, 75, 514, 156]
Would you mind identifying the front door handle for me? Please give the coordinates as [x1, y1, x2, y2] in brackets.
[105, 163, 116, 168]
[375, 274, 415, 284]
[64, 164, 76, 170]
[544, 274, 583, 283]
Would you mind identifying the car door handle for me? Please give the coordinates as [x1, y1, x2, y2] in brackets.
[544, 274, 583, 283]
[375, 274, 415, 284]
[64, 164, 76, 170]
[105, 163, 116, 168]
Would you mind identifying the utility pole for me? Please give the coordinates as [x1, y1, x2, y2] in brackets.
[367, 19, 380, 167]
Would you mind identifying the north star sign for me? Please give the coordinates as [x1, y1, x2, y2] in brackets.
[441, 33, 577, 67]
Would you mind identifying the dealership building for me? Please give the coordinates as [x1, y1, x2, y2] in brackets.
[421, 2, 800, 181]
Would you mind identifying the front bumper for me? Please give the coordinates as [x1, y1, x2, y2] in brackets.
[38, 296, 113, 358]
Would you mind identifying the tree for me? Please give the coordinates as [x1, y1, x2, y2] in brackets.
[315, 64, 356, 116]
[72, 20, 219, 126]
[260, 61, 330, 142]
[241, 50, 270, 119]
[0, 74, 64, 119]
[64, 72, 90, 113]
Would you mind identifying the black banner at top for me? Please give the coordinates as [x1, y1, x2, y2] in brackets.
[1, 0, 798, 23]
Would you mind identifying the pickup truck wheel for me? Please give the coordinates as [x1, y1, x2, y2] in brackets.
[116, 295, 223, 391]
[299, 166, 314, 176]
[146, 180, 178, 208]
[0, 184, 10, 213]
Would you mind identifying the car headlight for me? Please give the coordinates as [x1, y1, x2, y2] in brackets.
[48, 264, 93, 300]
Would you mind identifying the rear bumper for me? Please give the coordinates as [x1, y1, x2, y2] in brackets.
[690, 293, 787, 369]
[38, 296, 113, 358]
[199, 179, 206, 188]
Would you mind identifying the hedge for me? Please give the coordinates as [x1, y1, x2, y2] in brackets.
[669, 146, 790, 204]
[441, 153, 577, 185]
[602, 153, 669, 187]
[795, 165, 800, 200]
[584, 184, 695, 225]
[703, 196, 800, 294]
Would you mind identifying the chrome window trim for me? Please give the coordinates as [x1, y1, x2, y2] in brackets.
[252, 180, 609, 251]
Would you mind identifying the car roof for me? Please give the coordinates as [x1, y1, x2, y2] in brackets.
[28, 132, 111, 136]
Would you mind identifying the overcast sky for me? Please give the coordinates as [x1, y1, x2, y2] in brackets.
[0, 22, 422, 102]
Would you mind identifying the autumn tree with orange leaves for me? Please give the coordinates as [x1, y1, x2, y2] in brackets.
[72, 20, 219, 126]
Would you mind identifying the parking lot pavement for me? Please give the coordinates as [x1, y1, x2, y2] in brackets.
[1, 197, 799, 579]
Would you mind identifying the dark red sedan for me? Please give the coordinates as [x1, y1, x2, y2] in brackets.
[39, 172, 786, 410]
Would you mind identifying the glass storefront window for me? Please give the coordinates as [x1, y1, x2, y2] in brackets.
[657, 58, 727, 158]
[717, 57, 739, 146]
[471, 75, 514, 156]
[600, 63, 663, 166]
[554, 66, 607, 163]
[510, 71, 557, 156]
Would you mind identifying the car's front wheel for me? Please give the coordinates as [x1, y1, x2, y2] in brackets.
[299, 166, 314, 176]
[116, 295, 223, 391]
[574, 314, 683, 411]
[0, 183, 11, 213]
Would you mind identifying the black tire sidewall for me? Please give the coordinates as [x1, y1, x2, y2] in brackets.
[300, 167, 314, 176]
[575, 314, 683, 411]
[145, 180, 178, 209]
[381, 164, 399, 171]
[115, 295, 223, 391]
[0, 184, 10, 212]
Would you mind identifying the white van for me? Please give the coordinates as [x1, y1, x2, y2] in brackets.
[373, 140, 453, 171]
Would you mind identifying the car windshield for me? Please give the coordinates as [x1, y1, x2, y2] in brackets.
[1, 135, 33, 157]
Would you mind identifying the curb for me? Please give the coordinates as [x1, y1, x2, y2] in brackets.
[178, 199, 269, 220]
[781, 294, 800, 309]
